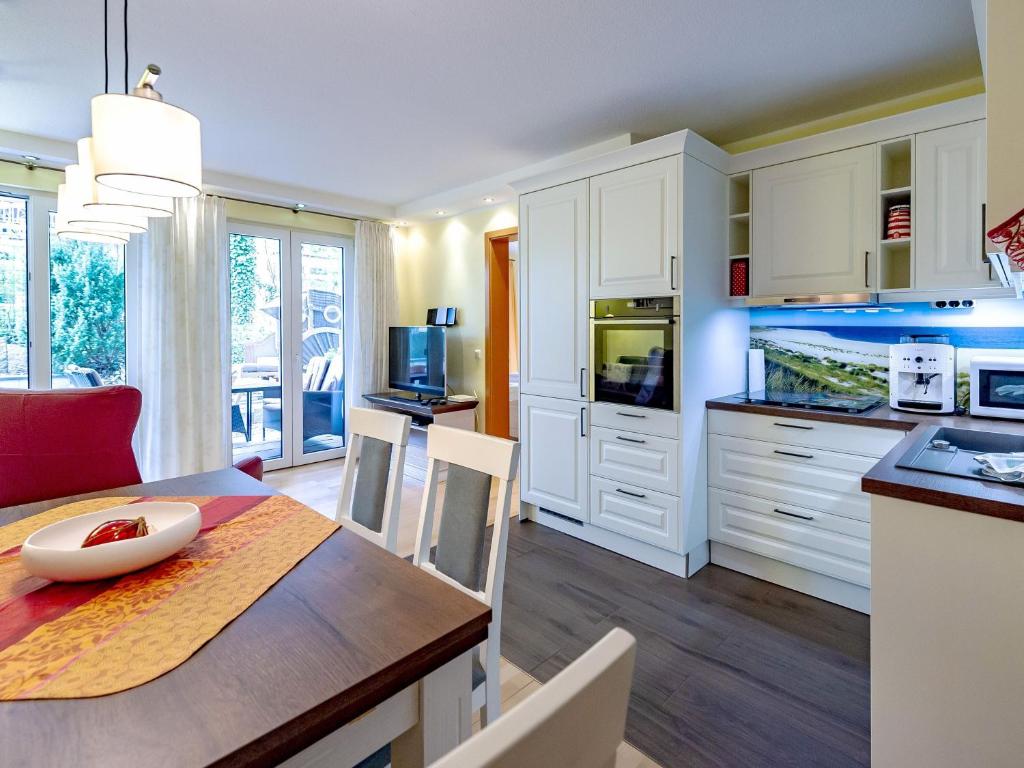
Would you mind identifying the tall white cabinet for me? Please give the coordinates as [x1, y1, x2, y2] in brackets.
[589, 157, 679, 298]
[914, 120, 990, 290]
[519, 395, 588, 521]
[515, 131, 748, 578]
[519, 180, 590, 400]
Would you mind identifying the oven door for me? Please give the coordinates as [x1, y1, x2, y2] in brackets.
[590, 317, 678, 411]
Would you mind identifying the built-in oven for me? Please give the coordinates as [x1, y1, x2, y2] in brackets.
[590, 296, 679, 412]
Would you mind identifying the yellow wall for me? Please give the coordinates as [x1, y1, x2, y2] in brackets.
[987, 0, 1024, 229]
[393, 204, 517, 429]
[721, 76, 985, 154]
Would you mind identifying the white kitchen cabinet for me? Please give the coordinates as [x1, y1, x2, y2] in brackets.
[590, 475, 679, 551]
[914, 120, 991, 290]
[519, 180, 589, 400]
[590, 426, 680, 495]
[751, 145, 876, 297]
[589, 156, 678, 297]
[520, 394, 589, 521]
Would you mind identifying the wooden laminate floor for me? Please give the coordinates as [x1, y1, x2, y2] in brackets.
[266, 438, 870, 768]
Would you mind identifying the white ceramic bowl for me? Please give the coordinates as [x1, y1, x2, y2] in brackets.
[20, 502, 201, 582]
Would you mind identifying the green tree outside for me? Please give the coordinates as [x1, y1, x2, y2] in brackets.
[49, 235, 126, 383]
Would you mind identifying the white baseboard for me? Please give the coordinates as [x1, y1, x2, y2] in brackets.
[710, 542, 870, 614]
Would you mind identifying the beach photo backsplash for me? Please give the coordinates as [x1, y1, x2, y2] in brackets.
[749, 300, 1024, 411]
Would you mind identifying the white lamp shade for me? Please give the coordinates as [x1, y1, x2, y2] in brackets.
[91, 93, 202, 198]
[58, 180, 148, 235]
[76, 138, 173, 218]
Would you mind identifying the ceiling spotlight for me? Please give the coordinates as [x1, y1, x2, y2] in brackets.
[483, 197, 495, 204]
[294, 202, 306, 211]
[436, 210, 446, 216]
[21, 155, 39, 170]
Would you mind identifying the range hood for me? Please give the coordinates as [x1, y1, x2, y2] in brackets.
[745, 292, 878, 308]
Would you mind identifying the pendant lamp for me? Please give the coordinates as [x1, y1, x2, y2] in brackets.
[58, 176, 148, 235]
[91, 64, 202, 198]
[77, 138, 173, 218]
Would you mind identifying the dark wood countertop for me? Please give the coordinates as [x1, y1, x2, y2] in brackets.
[707, 395, 1024, 524]
[364, 391, 478, 418]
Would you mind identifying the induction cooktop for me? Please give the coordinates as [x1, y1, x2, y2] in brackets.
[743, 391, 884, 414]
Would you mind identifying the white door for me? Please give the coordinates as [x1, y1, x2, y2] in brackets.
[590, 156, 679, 298]
[228, 223, 353, 470]
[519, 180, 589, 400]
[752, 145, 876, 297]
[520, 394, 588, 521]
[914, 120, 990, 290]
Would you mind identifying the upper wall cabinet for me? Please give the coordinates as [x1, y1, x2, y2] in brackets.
[751, 145, 876, 297]
[914, 120, 991, 291]
[589, 156, 679, 298]
[519, 179, 589, 400]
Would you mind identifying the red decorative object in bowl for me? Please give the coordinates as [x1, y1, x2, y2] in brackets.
[987, 206, 1024, 269]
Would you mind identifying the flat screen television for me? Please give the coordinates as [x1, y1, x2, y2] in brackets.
[389, 326, 447, 398]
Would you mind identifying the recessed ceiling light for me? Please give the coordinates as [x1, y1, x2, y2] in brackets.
[435, 209, 446, 216]
[21, 155, 39, 169]
[294, 202, 306, 210]
[483, 196, 495, 203]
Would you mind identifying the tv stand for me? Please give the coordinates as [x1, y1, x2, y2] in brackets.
[364, 392, 479, 481]
[364, 391, 478, 432]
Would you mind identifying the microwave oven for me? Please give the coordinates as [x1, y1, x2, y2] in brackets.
[970, 355, 1024, 420]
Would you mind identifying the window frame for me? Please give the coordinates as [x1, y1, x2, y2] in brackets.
[0, 184, 137, 390]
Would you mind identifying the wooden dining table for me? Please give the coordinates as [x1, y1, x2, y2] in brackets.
[0, 468, 491, 768]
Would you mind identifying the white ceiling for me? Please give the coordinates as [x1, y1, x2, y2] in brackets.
[1, 0, 981, 214]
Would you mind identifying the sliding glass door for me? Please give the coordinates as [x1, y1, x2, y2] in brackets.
[0, 193, 29, 389]
[228, 223, 352, 470]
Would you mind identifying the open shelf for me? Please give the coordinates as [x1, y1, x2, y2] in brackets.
[727, 173, 752, 297]
[729, 174, 750, 216]
[881, 236, 912, 245]
[880, 138, 912, 190]
[881, 185, 912, 198]
[879, 239, 912, 290]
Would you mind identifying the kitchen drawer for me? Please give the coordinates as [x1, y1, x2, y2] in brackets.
[590, 426, 679, 494]
[709, 487, 870, 586]
[590, 402, 679, 439]
[589, 476, 679, 551]
[708, 434, 876, 522]
[708, 409, 903, 458]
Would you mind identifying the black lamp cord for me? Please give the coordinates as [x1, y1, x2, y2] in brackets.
[103, 0, 108, 93]
[123, 0, 128, 94]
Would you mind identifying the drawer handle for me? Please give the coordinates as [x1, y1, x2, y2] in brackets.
[617, 411, 646, 418]
[615, 488, 647, 499]
[615, 436, 647, 444]
[773, 508, 815, 521]
[773, 422, 813, 430]
[773, 449, 814, 459]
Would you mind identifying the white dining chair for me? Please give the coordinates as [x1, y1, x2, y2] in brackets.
[428, 628, 637, 768]
[335, 406, 412, 553]
[412, 424, 520, 728]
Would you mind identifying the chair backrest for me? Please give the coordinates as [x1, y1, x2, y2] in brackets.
[429, 628, 637, 768]
[0, 386, 143, 508]
[335, 406, 412, 552]
[413, 424, 520, 616]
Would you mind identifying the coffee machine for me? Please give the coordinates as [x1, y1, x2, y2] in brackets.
[889, 335, 956, 414]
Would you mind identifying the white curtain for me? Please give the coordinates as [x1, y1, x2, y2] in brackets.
[135, 195, 230, 480]
[352, 220, 397, 399]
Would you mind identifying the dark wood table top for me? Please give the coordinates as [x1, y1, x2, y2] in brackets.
[0, 468, 491, 767]
[708, 395, 1024, 523]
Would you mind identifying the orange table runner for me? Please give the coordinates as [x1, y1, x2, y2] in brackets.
[0, 495, 339, 700]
